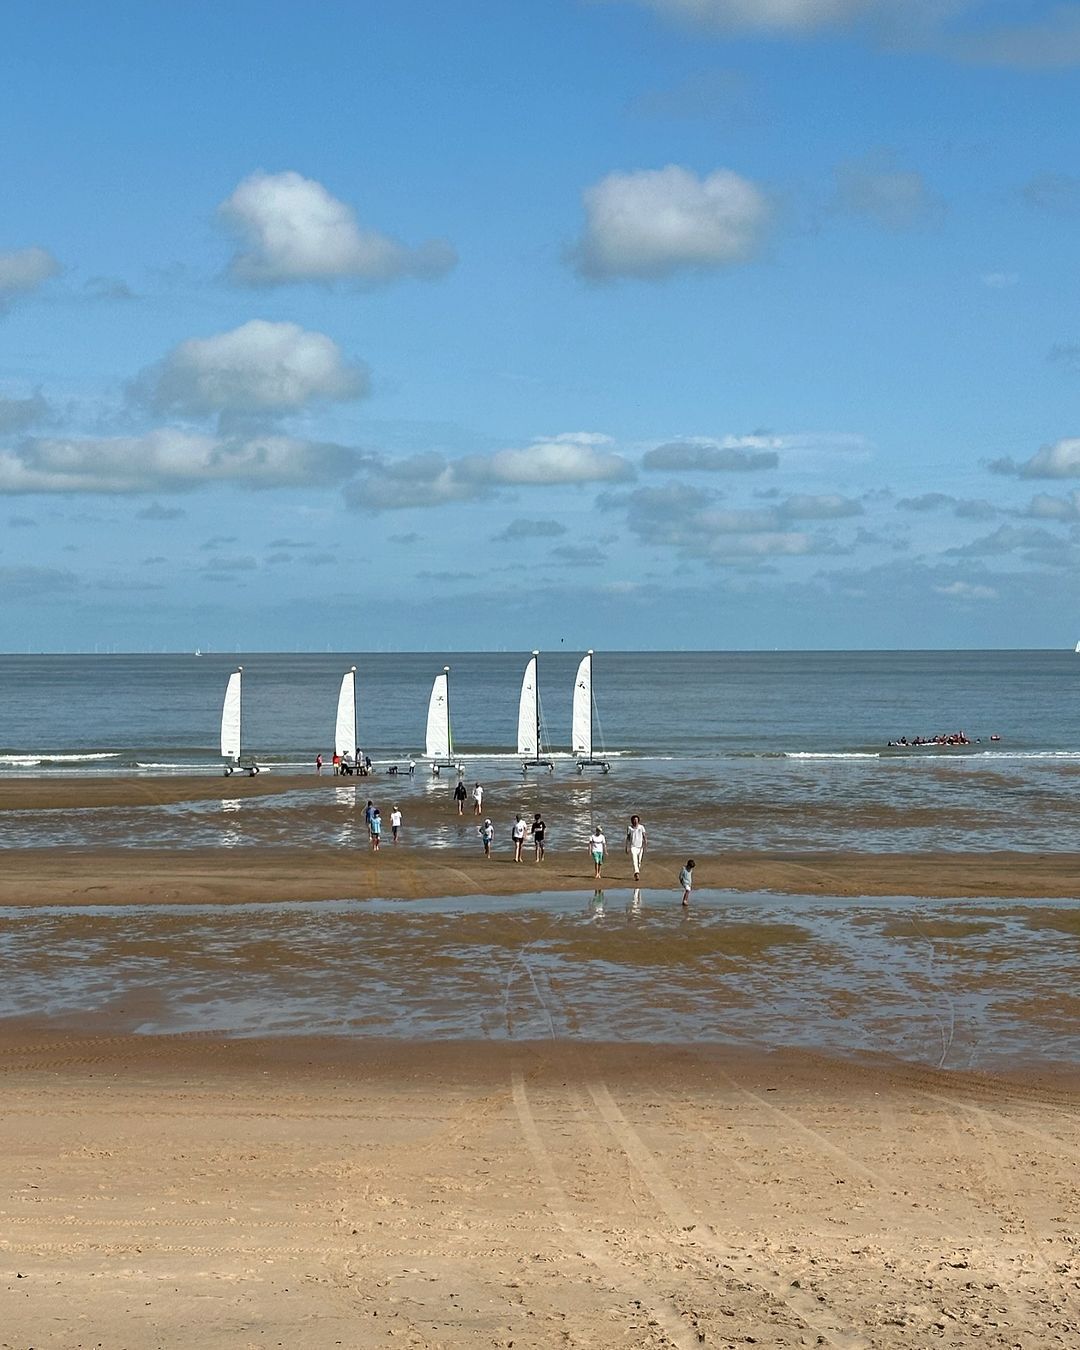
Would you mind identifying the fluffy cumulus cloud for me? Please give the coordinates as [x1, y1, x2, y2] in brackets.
[346, 433, 634, 511]
[134, 320, 369, 416]
[611, 483, 850, 564]
[0, 247, 62, 308]
[989, 437, 1080, 478]
[643, 436, 780, 471]
[572, 164, 770, 280]
[834, 151, 944, 231]
[1022, 491, 1080, 521]
[465, 433, 633, 486]
[219, 170, 457, 287]
[0, 430, 361, 494]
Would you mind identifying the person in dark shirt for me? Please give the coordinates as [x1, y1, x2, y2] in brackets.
[531, 812, 546, 862]
[453, 779, 467, 814]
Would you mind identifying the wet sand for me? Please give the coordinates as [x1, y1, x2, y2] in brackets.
[1, 774, 1078, 902]
[1, 774, 1079, 1346]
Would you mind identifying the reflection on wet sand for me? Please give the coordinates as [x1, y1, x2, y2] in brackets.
[0, 891, 1075, 1071]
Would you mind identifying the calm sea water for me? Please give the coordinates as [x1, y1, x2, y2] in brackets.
[2, 651, 1080, 852]
[1, 649, 1077, 766]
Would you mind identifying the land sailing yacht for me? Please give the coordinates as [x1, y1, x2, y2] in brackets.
[221, 666, 259, 776]
[518, 650, 554, 773]
[572, 649, 610, 773]
[335, 665, 358, 769]
[425, 666, 458, 775]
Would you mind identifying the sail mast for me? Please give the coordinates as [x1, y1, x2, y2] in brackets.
[444, 665, 452, 758]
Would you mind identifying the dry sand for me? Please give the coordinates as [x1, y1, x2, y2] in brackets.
[1, 774, 1078, 1346]
[0, 1039, 1077, 1349]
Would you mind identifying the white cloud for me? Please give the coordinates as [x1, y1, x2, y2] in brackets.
[1021, 491, 1080, 521]
[346, 432, 634, 511]
[834, 151, 944, 231]
[0, 247, 62, 307]
[980, 271, 1019, 289]
[989, 437, 1080, 479]
[643, 436, 780, 471]
[135, 320, 369, 416]
[219, 170, 457, 286]
[628, 1, 873, 31]
[0, 429, 360, 494]
[461, 432, 633, 485]
[780, 492, 863, 520]
[572, 164, 770, 280]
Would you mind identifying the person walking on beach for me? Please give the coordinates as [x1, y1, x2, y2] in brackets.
[531, 812, 546, 862]
[472, 782, 484, 815]
[364, 799, 375, 831]
[315, 753, 323, 774]
[511, 814, 527, 862]
[454, 779, 467, 815]
[370, 808, 382, 851]
[589, 824, 607, 879]
[479, 817, 494, 858]
[390, 806, 402, 842]
[625, 814, 647, 882]
[679, 859, 695, 907]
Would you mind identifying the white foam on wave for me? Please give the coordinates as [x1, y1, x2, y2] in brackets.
[970, 750, 1080, 761]
[784, 751, 880, 760]
[0, 752, 121, 764]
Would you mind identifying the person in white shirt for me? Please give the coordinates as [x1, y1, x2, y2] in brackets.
[589, 826, 607, 879]
[472, 783, 484, 814]
[625, 815, 647, 881]
[511, 814, 528, 862]
[679, 859, 694, 907]
[390, 807, 403, 842]
[479, 818, 494, 858]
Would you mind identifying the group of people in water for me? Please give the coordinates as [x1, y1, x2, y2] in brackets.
[886, 730, 1001, 747]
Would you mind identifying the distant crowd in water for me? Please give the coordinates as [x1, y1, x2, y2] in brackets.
[886, 730, 1001, 747]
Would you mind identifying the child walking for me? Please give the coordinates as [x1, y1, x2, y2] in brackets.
[679, 859, 695, 907]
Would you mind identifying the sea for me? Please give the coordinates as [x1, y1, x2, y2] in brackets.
[1, 649, 1079, 853]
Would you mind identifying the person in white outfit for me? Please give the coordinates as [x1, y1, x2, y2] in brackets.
[625, 815, 647, 881]
[472, 783, 484, 815]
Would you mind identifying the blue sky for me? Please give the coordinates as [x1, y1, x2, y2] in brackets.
[2, 0, 1079, 651]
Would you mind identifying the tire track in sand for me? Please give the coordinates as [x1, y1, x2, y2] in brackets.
[584, 1077, 870, 1350]
[511, 1071, 702, 1350]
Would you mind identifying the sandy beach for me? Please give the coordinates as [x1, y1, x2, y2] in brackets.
[1, 773, 1078, 1346]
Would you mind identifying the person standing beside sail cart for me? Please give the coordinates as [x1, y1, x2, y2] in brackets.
[625, 815, 647, 882]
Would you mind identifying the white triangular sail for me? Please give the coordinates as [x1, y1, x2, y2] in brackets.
[517, 654, 539, 757]
[335, 667, 356, 758]
[572, 651, 592, 758]
[426, 669, 451, 760]
[221, 669, 242, 762]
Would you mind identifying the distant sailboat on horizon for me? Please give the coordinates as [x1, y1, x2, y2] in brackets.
[572, 649, 610, 773]
[518, 650, 554, 773]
